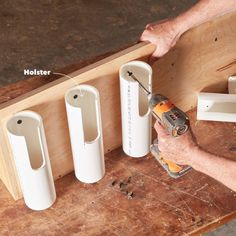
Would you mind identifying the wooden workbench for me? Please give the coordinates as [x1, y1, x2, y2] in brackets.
[0, 108, 236, 235]
[0, 13, 236, 235]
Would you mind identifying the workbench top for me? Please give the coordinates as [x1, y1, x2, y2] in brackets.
[0, 109, 236, 235]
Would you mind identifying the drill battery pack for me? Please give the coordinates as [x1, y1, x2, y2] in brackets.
[150, 139, 192, 178]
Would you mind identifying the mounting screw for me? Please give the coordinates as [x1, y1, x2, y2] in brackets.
[17, 120, 22, 124]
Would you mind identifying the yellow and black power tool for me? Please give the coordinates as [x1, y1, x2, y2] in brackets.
[149, 94, 192, 178]
[127, 71, 192, 178]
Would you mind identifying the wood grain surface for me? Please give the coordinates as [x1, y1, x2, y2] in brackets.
[1, 12, 236, 200]
[0, 109, 236, 235]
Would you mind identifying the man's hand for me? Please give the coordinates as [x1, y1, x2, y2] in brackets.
[140, 19, 182, 63]
[155, 121, 236, 192]
[154, 121, 198, 166]
[140, 0, 236, 63]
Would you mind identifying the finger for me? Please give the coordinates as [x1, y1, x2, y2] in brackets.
[154, 121, 168, 137]
[148, 55, 158, 65]
[140, 30, 151, 42]
[140, 33, 147, 42]
[138, 33, 150, 43]
[145, 18, 169, 30]
[145, 23, 152, 29]
[148, 48, 161, 64]
[146, 25, 154, 30]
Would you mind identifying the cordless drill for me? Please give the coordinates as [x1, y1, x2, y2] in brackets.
[149, 94, 192, 178]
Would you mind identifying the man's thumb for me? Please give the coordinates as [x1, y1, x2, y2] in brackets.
[154, 121, 168, 137]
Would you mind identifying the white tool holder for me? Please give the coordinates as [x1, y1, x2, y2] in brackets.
[119, 61, 152, 157]
[6, 111, 56, 211]
[197, 76, 236, 122]
[65, 85, 105, 183]
[228, 76, 236, 94]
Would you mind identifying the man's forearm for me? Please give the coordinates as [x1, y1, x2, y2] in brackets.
[174, 0, 236, 34]
[190, 148, 236, 191]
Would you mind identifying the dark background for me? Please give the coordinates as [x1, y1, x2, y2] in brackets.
[0, 0, 196, 86]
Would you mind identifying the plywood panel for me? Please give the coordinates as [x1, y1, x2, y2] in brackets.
[0, 12, 236, 200]
[152, 13, 236, 111]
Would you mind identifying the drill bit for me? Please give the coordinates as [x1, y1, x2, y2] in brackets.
[127, 71, 151, 95]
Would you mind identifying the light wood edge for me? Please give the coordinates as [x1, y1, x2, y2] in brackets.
[0, 42, 154, 115]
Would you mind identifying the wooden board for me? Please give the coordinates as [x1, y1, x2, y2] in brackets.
[0, 12, 236, 200]
[0, 109, 236, 235]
